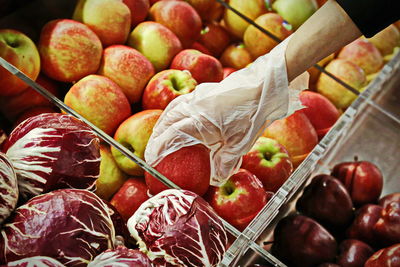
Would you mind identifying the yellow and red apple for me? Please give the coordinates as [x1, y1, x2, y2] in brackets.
[73, 0, 131, 46]
[95, 144, 128, 201]
[244, 13, 292, 59]
[263, 111, 318, 167]
[64, 74, 131, 135]
[220, 43, 253, 69]
[149, 0, 202, 48]
[317, 59, 367, 110]
[98, 45, 155, 104]
[241, 137, 293, 192]
[127, 21, 182, 72]
[171, 49, 224, 84]
[111, 109, 162, 176]
[369, 25, 400, 56]
[38, 19, 102, 83]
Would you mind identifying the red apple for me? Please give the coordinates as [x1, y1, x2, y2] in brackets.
[123, 0, 150, 27]
[205, 169, 270, 230]
[171, 49, 223, 84]
[299, 90, 340, 140]
[0, 74, 59, 121]
[263, 111, 318, 167]
[223, 67, 237, 79]
[317, 59, 367, 110]
[241, 137, 293, 192]
[38, 19, 102, 82]
[220, 43, 253, 69]
[95, 145, 127, 201]
[98, 45, 155, 104]
[112, 110, 162, 176]
[149, 0, 202, 48]
[379, 193, 400, 208]
[0, 29, 40, 96]
[142, 69, 197, 110]
[111, 178, 149, 221]
[64, 74, 131, 135]
[198, 22, 232, 57]
[73, 0, 131, 46]
[369, 25, 400, 56]
[127, 21, 182, 72]
[244, 13, 292, 59]
[144, 144, 210, 196]
[338, 38, 383, 75]
[374, 201, 400, 246]
[331, 160, 383, 206]
[191, 42, 212, 55]
[365, 244, 400, 267]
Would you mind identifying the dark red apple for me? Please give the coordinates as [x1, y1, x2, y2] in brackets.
[191, 42, 212, 55]
[198, 22, 232, 57]
[296, 174, 354, 228]
[205, 168, 270, 230]
[271, 214, 337, 267]
[332, 161, 383, 206]
[347, 204, 383, 246]
[374, 201, 400, 246]
[241, 137, 293, 192]
[170, 49, 223, 84]
[336, 239, 374, 267]
[364, 243, 400, 267]
[111, 178, 149, 222]
[144, 144, 210, 196]
[379, 193, 400, 207]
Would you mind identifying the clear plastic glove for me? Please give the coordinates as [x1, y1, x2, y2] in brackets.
[145, 37, 309, 186]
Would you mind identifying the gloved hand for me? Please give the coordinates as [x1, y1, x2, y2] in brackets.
[145, 37, 309, 186]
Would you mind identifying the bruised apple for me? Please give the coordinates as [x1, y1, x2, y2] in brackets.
[127, 189, 228, 266]
[145, 145, 210, 196]
[2, 113, 101, 199]
[0, 189, 115, 266]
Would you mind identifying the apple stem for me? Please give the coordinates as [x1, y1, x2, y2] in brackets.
[354, 155, 358, 162]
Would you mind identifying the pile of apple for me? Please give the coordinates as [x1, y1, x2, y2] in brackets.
[270, 159, 400, 267]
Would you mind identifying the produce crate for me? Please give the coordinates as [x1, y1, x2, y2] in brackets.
[226, 49, 400, 266]
[0, 0, 399, 266]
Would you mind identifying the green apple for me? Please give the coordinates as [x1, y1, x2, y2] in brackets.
[96, 144, 127, 200]
[273, 0, 318, 30]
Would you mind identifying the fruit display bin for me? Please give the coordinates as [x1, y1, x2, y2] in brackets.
[224, 48, 400, 266]
[1, 0, 400, 266]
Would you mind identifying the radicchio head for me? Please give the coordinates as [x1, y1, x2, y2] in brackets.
[0, 152, 18, 225]
[2, 113, 101, 199]
[5, 256, 65, 267]
[88, 246, 151, 267]
[127, 189, 228, 266]
[0, 189, 115, 266]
